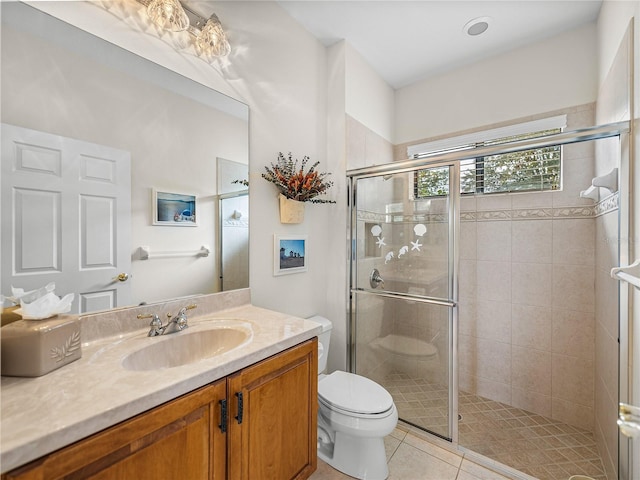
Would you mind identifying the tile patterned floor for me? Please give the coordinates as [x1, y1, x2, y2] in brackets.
[457, 391, 606, 480]
[310, 426, 517, 480]
[379, 372, 607, 480]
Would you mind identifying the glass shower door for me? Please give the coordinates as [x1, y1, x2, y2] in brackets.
[349, 163, 459, 441]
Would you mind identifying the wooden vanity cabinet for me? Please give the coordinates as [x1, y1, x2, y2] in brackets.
[3, 380, 227, 480]
[227, 337, 318, 480]
[2, 339, 317, 480]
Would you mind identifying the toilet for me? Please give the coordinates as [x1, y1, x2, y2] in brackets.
[310, 315, 398, 480]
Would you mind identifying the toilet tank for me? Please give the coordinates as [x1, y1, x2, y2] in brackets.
[308, 315, 332, 373]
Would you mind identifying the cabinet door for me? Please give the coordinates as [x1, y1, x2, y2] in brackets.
[4, 381, 227, 480]
[227, 339, 318, 480]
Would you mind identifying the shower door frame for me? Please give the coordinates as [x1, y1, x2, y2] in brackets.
[346, 120, 631, 466]
[348, 160, 460, 441]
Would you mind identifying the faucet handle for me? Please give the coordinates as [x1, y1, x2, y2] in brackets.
[175, 315, 188, 330]
[138, 313, 163, 336]
[170, 304, 197, 318]
[175, 304, 196, 330]
[181, 304, 197, 314]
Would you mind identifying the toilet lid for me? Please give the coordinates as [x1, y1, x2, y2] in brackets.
[318, 371, 394, 415]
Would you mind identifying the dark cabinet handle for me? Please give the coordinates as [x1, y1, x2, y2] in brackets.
[235, 392, 244, 424]
[219, 398, 228, 433]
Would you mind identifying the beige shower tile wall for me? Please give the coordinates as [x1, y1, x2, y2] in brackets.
[346, 114, 393, 171]
[457, 104, 598, 432]
[459, 213, 596, 431]
[461, 221, 596, 426]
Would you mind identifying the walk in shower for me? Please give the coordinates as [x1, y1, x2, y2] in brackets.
[347, 120, 629, 479]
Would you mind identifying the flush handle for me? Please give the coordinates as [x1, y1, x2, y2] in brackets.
[235, 392, 244, 424]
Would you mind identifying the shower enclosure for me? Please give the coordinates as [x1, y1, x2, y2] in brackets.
[349, 162, 459, 441]
[347, 122, 630, 479]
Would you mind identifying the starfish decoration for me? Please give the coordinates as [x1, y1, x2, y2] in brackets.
[410, 239, 422, 251]
[376, 237, 386, 248]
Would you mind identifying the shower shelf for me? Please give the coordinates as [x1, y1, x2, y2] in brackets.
[611, 260, 640, 289]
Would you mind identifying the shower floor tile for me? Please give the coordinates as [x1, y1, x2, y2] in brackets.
[379, 372, 608, 480]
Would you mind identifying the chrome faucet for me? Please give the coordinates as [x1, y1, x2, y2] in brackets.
[138, 304, 197, 337]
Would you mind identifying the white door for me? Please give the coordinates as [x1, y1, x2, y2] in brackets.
[1, 124, 131, 314]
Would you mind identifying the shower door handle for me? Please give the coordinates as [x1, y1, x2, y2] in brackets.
[618, 402, 640, 438]
[369, 269, 385, 289]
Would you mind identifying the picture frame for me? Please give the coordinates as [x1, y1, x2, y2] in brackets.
[274, 234, 308, 276]
[152, 189, 197, 226]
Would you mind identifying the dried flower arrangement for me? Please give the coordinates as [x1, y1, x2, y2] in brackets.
[262, 152, 335, 203]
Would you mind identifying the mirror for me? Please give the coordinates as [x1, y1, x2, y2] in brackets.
[0, 3, 249, 313]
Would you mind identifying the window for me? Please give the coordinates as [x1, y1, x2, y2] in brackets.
[410, 117, 564, 198]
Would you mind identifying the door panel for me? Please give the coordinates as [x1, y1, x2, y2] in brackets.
[1, 123, 131, 313]
[13, 188, 61, 273]
[350, 164, 458, 441]
[227, 340, 317, 480]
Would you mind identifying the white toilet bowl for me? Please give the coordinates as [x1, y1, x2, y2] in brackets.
[310, 316, 398, 480]
[317, 371, 398, 480]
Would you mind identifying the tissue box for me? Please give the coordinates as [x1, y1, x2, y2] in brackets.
[1, 315, 82, 377]
[1, 305, 22, 327]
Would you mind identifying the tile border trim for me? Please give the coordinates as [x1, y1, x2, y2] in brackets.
[357, 193, 618, 223]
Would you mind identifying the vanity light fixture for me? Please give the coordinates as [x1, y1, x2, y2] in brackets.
[463, 16, 491, 37]
[146, 0, 189, 32]
[135, 0, 231, 61]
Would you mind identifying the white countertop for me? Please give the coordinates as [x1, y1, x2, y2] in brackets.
[0, 303, 322, 473]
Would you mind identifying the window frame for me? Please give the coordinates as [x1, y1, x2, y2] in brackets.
[409, 116, 566, 199]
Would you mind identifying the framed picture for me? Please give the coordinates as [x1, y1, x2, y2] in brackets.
[274, 234, 308, 276]
[152, 189, 197, 226]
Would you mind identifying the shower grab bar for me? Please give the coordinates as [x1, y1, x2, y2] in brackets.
[611, 259, 640, 289]
[352, 288, 456, 308]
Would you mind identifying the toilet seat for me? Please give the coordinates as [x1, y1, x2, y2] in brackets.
[318, 371, 394, 416]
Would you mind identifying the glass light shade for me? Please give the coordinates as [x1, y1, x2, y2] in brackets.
[146, 0, 189, 32]
[195, 16, 231, 61]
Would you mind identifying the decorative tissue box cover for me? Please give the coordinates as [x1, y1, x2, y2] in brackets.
[1, 315, 82, 377]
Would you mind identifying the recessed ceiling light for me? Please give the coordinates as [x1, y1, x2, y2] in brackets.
[464, 16, 491, 36]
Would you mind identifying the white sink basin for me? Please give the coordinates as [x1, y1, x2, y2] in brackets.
[122, 324, 252, 371]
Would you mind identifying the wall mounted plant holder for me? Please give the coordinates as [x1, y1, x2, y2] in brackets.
[279, 194, 305, 224]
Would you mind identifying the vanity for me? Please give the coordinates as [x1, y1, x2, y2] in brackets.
[0, 289, 321, 479]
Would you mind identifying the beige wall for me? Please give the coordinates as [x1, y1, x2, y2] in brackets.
[394, 23, 598, 145]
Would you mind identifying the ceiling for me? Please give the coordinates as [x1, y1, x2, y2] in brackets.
[277, 1, 603, 89]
